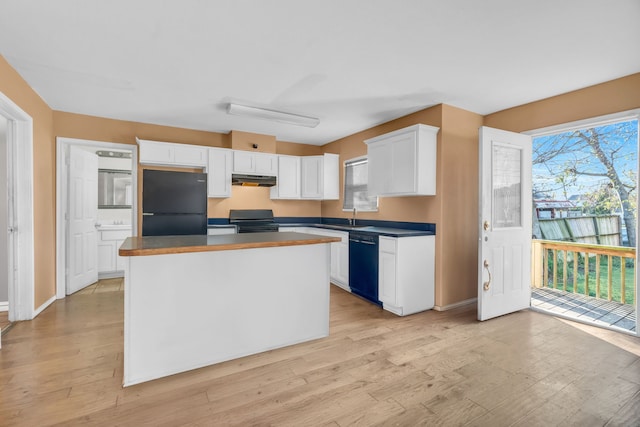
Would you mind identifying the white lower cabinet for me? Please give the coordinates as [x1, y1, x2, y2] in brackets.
[378, 235, 435, 316]
[207, 227, 236, 235]
[97, 227, 132, 278]
[282, 227, 349, 290]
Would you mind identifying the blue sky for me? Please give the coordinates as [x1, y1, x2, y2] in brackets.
[532, 119, 638, 200]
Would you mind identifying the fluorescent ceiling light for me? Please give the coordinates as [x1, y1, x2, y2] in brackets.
[227, 102, 320, 128]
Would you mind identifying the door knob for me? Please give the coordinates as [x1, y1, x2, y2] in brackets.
[483, 221, 490, 231]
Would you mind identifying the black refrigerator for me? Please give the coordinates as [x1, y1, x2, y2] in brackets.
[142, 170, 208, 236]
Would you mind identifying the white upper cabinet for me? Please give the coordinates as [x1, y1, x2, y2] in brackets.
[137, 138, 208, 168]
[233, 151, 278, 175]
[271, 153, 338, 201]
[301, 153, 339, 200]
[174, 144, 208, 167]
[270, 155, 301, 199]
[323, 153, 340, 200]
[138, 139, 173, 165]
[301, 156, 323, 198]
[207, 148, 233, 198]
[365, 124, 439, 196]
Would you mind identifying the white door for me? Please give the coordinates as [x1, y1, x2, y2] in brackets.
[478, 126, 532, 321]
[67, 146, 98, 294]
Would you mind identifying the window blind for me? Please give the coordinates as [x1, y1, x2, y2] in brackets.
[343, 158, 378, 211]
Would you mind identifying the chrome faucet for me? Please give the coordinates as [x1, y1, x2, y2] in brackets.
[349, 208, 356, 226]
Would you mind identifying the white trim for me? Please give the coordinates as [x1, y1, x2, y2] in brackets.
[434, 297, 477, 311]
[524, 109, 640, 137]
[56, 137, 138, 299]
[0, 301, 8, 312]
[0, 91, 34, 322]
[98, 271, 125, 280]
[33, 295, 56, 317]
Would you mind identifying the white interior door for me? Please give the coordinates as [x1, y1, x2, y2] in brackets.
[478, 126, 532, 321]
[67, 146, 98, 294]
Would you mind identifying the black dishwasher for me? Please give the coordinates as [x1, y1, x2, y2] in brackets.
[349, 231, 382, 306]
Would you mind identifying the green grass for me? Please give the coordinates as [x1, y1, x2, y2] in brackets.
[545, 253, 636, 304]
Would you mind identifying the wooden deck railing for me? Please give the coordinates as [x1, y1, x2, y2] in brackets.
[532, 239, 636, 305]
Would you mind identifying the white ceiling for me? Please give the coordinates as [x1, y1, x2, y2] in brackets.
[1, 0, 639, 146]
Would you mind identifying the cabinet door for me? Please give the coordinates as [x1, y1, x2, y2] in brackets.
[208, 148, 232, 198]
[301, 156, 323, 198]
[337, 241, 349, 286]
[330, 242, 339, 281]
[207, 227, 236, 235]
[390, 133, 417, 194]
[138, 140, 174, 165]
[322, 153, 340, 200]
[367, 143, 391, 196]
[174, 144, 208, 167]
[254, 153, 278, 175]
[98, 241, 116, 273]
[272, 155, 300, 199]
[379, 251, 397, 305]
[233, 151, 255, 173]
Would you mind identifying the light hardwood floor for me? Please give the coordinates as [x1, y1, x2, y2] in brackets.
[1, 280, 639, 426]
[0, 310, 9, 334]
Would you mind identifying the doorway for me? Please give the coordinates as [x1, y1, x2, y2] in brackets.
[55, 137, 138, 299]
[0, 91, 34, 322]
[528, 111, 640, 336]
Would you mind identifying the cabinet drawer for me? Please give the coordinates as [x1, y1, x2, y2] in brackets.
[207, 227, 236, 235]
[101, 230, 132, 241]
[379, 236, 397, 253]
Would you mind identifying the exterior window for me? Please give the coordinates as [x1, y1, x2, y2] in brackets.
[343, 157, 378, 212]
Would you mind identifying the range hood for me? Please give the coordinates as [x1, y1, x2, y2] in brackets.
[231, 174, 277, 187]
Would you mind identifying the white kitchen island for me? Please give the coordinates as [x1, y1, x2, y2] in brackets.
[119, 232, 339, 387]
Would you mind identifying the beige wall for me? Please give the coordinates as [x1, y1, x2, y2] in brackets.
[484, 73, 640, 132]
[320, 104, 484, 308]
[321, 105, 442, 222]
[0, 56, 55, 309]
[438, 105, 483, 306]
[53, 111, 229, 148]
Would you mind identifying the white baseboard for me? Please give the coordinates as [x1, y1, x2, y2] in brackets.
[98, 271, 125, 280]
[33, 295, 56, 318]
[0, 302, 7, 312]
[434, 297, 477, 311]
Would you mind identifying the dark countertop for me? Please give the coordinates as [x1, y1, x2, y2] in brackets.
[119, 232, 340, 257]
[280, 223, 435, 237]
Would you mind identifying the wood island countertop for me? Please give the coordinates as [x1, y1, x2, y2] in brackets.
[119, 232, 340, 256]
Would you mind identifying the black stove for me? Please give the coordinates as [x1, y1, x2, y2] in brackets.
[229, 209, 280, 233]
